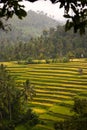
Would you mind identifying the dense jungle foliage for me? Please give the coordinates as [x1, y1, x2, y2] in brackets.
[0, 64, 38, 130]
[0, 26, 87, 61]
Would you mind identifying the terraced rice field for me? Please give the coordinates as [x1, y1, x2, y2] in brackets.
[1, 61, 87, 130]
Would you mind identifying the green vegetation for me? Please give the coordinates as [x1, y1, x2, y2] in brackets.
[0, 0, 87, 35]
[0, 64, 38, 130]
[1, 25, 87, 61]
[0, 1, 87, 129]
[54, 97, 87, 130]
[1, 60, 87, 130]
[0, 10, 58, 42]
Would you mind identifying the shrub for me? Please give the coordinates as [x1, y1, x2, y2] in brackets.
[22, 109, 39, 129]
[62, 57, 69, 63]
[27, 57, 33, 64]
[52, 59, 58, 63]
[45, 59, 50, 64]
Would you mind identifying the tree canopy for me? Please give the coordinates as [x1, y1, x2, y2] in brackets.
[0, 0, 87, 34]
[51, 0, 87, 34]
[0, 64, 38, 130]
[0, 26, 87, 61]
[54, 97, 87, 130]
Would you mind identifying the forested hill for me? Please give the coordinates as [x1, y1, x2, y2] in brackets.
[0, 10, 58, 42]
[1, 25, 87, 61]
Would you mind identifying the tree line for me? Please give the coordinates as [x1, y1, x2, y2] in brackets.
[0, 26, 87, 61]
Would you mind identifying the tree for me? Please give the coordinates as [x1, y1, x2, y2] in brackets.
[0, 0, 87, 34]
[30, 0, 87, 34]
[0, 64, 38, 130]
[0, 64, 22, 129]
[23, 79, 36, 101]
[54, 97, 87, 130]
[72, 97, 87, 116]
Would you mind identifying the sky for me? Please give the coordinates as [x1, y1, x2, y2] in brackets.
[23, 0, 66, 22]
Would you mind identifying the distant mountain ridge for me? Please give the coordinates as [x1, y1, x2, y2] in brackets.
[0, 10, 58, 42]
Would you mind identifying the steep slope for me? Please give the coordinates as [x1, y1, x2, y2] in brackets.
[0, 10, 58, 42]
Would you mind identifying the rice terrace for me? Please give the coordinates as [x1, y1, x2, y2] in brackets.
[1, 59, 87, 130]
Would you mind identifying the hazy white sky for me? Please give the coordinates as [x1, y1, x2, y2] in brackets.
[23, 0, 66, 22]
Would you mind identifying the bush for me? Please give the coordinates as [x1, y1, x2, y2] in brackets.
[52, 59, 58, 63]
[27, 58, 33, 64]
[54, 97, 87, 130]
[22, 109, 39, 129]
[62, 57, 69, 63]
[45, 59, 51, 64]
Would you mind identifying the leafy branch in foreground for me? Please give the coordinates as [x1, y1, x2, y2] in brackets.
[0, 0, 87, 34]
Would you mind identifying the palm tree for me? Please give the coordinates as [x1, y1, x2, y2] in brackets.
[23, 79, 36, 101]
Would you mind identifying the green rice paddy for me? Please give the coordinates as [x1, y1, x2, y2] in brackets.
[1, 60, 87, 130]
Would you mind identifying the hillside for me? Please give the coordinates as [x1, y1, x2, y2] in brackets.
[2, 60, 87, 130]
[0, 10, 58, 42]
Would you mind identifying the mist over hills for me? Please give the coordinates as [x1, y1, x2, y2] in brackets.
[0, 10, 59, 42]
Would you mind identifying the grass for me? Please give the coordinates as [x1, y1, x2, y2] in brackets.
[1, 60, 87, 130]
[49, 105, 74, 116]
[39, 113, 63, 121]
[31, 124, 54, 130]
